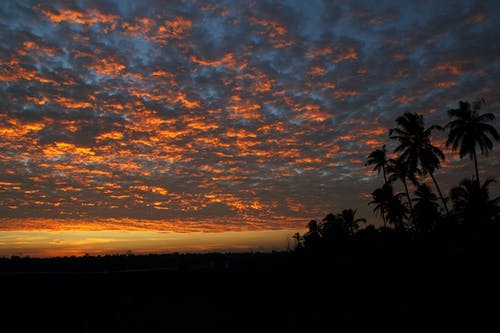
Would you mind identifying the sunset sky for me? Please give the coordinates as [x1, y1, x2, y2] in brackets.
[1, 0, 499, 256]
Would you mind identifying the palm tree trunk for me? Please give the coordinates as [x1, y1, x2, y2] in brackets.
[473, 148, 480, 186]
[381, 207, 387, 227]
[382, 165, 387, 183]
[429, 171, 450, 216]
[402, 178, 413, 214]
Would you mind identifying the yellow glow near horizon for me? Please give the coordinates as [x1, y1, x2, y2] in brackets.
[0, 229, 304, 258]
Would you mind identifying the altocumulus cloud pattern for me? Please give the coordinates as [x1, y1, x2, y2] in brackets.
[0, 0, 499, 232]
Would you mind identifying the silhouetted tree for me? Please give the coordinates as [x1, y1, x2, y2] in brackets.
[340, 209, 366, 236]
[386, 193, 409, 231]
[446, 99, 499, 186]
[303, 220, 321, 251]
[292, 232, 303, 251]
[387, 157, 419, 215]
[389, 112, 449, 215]
[450, 178, 500, 229]
[369, 184, 392, 227]
[320, 213, 348, 242]
[369, 183, 407, 229]
[366, 145, 389, 182]
[412, 184, 441, 233]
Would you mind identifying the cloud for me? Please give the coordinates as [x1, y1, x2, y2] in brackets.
[0, 0, 499, 232]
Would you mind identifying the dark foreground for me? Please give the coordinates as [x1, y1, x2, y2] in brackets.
[1, 251, 498, 332]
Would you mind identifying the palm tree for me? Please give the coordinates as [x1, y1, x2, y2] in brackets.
[369, 183, 407, 229]
[320, 213, 344, 241]
[386, 193, 409, 231]
[369, 184, 392, 227]
[450, 178, 500, 229]
[446, 99, 499, 186]
[366, 145, 389, 182]
[387, 157, 419, 214]
[340, 208, 366, 236]
[389, 112, 449, 215]
[412, 184, 441, 233]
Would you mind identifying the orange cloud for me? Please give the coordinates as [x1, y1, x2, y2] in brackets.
[170, 92, 201, 109]
[190, 53, 247, 71]
[333, 89, 360, 100]
[431, 63, 464, 75]
[151, 16, 193, 43]
[55, 97, 93, 109]
[393, 95, 414, 104]
[96, 132, 124, 141]
[334, 48, 358, 63]
[306, 46, 333, 58]
[92, 57, 126, 76]
[121, 17, 157, 36]
[436, 81, 455, 88]
[40, 7, 118, 28]
[249, 17, 294, 48]
[228, 95, 261, 120]
[42, 142, 95, 158]
[308, 65, 327, 76]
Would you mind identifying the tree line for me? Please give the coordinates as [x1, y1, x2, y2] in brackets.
[294, 99, 500, 254]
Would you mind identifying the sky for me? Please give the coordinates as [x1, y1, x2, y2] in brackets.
[1, 0, 499, 256]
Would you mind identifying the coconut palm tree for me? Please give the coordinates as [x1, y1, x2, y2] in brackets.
[320, 213, 344, 241]
[369, 184, 392, 227]
[389, 112, 449, 215]
[446, 99, 499, 186]
[340, 208, 366, 236]
[450, 178, 500, 229]
[387, 157, 419, 214]
[412, 184, 441, 233]
[369, 183, 407, 229]
[386, 194, 409, 231]
[366, 145, 389, 183]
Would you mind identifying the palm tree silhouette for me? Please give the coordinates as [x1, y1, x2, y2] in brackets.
[366, 145, 389, 182]
[412, 184, 441, 233]
[446, 99, 499, 186]
[340, 209, 366, 236]
[386, 193, 409, 231]
[450, 178, 500, 229]
[320, 213, 341, 241]
[369, 184, 391, 227]
[387, 157, 419, 215]
[369, 183, 407, 229]
[389, 112, 449, 215]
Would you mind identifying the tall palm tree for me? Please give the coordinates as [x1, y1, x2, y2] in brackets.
[366, 145, 389, 183]
[412, 184, 441, 233]
[340, 208, 366, 236]
[389, 112, 449, 215]
[450, 178, 500, 229]
[446, 100, 499, 186]
[387, 157, 419, 214]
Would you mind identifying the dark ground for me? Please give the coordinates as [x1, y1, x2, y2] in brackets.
[1, 251, 498, 332]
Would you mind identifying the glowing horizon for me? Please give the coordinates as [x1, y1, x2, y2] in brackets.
[0, 229, 303, 258]
[1, 1, 499, 256]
